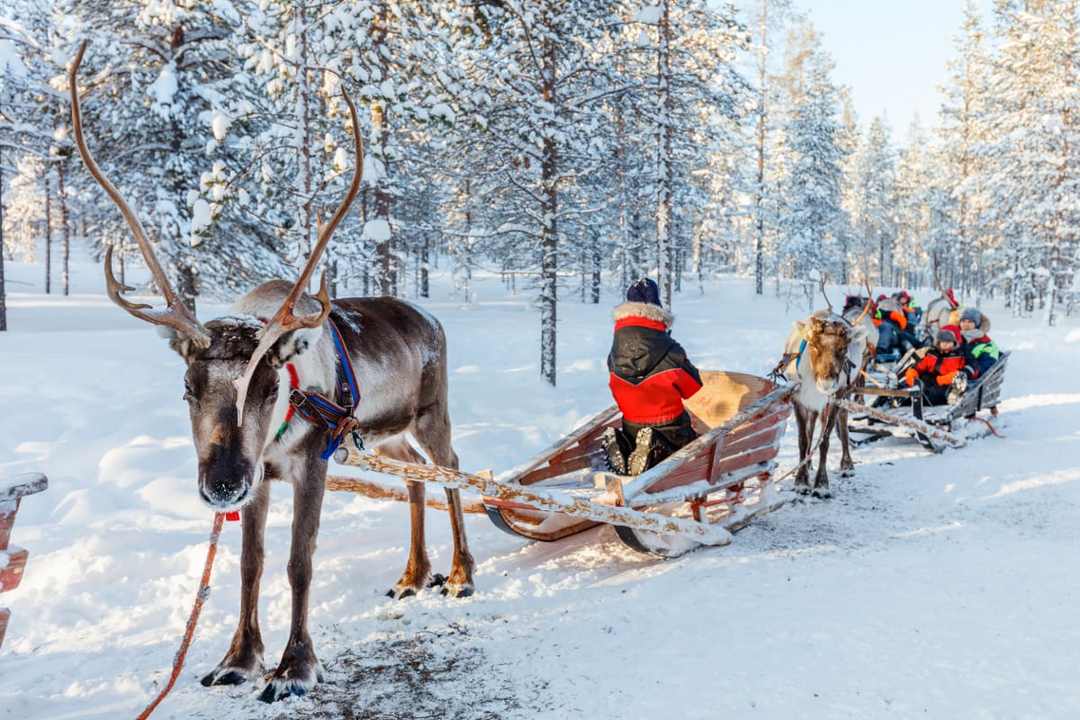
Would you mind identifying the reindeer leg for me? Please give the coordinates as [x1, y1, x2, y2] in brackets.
[837, 404, 855, 476]
[794, 407, 814, 495]
[260, 457, 325, 703]
[379, 440, 433, 599]
[416, 408, 475, 599]
[814, 406, 837, 498]
[202, 479, 269, 687]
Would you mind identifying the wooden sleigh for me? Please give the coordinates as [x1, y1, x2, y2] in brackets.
[1, 473, 48, 650]
[480, 371, 795, 556]
[845, 352, 1010, 453]
[334, 371, 793, 558]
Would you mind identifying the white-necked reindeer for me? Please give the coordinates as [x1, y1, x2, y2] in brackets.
[776, 280, 871, 497]
[70, 42, 474, 703]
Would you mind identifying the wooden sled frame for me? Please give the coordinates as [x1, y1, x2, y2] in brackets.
[332, 372, 795, 558]
[1, 473, 49, 651]
[847, 352, 1010, 452]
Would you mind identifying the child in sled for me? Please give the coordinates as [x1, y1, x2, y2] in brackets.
[902, 328, 972, 406]
[958, 308, 1001, 378]
[602, 278, 703, 476]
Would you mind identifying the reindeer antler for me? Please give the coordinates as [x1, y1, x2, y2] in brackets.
[234, 80, 364, 424]
[854, 277, 874, 325]
[818, 273, 834, 313]
[69, 40, 210, 348]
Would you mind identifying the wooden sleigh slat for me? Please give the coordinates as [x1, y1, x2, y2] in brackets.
[0, 472, 48, 652]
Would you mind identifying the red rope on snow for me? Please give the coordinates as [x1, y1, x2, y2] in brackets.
[969, 415, 1006, 438]
[135, 512, 225, 720]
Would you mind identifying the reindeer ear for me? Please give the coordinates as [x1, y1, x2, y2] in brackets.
[267, 326, 323, 368]
[809, 316, 825, 335]
[160, 326, 198, 363]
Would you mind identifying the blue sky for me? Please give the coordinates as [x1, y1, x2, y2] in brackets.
[797, 0, 995, 140]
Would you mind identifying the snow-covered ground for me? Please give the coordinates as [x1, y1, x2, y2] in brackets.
[1, 259, 1079, 719]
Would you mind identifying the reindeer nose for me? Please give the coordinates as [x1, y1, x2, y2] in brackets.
[199, 457, 254, 508]
[199, 481, 249, 508]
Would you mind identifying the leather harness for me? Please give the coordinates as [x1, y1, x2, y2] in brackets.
[276, 316, 362, 460]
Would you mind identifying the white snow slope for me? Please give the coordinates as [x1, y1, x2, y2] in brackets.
[1, 261, 1079, 720]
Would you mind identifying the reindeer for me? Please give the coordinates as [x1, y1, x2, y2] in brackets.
[774, 279, 871, 497]
[69, 42, 474, 703]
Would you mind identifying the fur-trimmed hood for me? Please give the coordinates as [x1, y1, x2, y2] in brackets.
[612, 301, 674, 328]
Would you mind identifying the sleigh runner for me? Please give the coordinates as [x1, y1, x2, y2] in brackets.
[334, 371, 794, 557]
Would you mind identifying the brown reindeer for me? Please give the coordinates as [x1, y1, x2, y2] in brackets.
[69, 42, 474, 703]
[778, 281, 871, 497]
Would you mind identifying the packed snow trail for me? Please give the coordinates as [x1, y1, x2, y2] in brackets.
[1, 261, 1079, 719]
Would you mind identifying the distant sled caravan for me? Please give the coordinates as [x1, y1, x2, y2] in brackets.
[846, 352, 1009, 453]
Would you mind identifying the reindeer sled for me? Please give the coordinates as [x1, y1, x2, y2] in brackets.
[845, 352, 1009, 453]
[334, 371, 794, 558]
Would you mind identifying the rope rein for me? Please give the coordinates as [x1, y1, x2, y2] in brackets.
[135, 513, 225, 720]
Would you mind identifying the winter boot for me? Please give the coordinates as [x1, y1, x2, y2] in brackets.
[627, 426, 655, 476]
[601, 427, 627, 475]
[947, 373, 968, 405]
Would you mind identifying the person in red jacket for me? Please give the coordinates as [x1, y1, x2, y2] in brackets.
[602, 278, 703, 475]
[902, 328, 970, 405]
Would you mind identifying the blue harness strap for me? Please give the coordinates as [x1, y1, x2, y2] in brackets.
[795, 338, 807, 371]
[287, 316, 362, 460]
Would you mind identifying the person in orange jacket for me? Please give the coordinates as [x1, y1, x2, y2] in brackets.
[902, 328, 971, 405]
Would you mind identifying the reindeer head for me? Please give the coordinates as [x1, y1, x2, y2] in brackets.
[175, 319, 277, 507]
[803, 309, 869, 396]
[69, 41, 363, 510]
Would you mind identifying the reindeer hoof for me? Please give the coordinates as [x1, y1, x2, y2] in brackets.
[440, 583, 475, 599]
[258, 663, 323, 703]
[427, 573, 448, 588]
[200, 659, 266, 687]
[794, 484, 811, 496]
[258, 678, 312, 703]
[811, 487, 832, 499]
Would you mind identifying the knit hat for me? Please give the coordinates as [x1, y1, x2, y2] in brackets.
[960, 308, 983, 326]
[894, 290, 912, 304]
[936, 328, 959, 345]
[626, 278, 661, 306]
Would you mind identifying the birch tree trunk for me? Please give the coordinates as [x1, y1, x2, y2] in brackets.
[372, 0, 395, 296]
[655, 0, 674, 307]
[57, 160, 70, 296]
[44, 171, 52, 295]
[0, 156, 6, 332]
[754, 0, 768, 296]
[539, 28, 559, 386]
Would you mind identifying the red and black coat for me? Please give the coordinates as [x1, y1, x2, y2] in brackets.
[607, 302, 703, 427]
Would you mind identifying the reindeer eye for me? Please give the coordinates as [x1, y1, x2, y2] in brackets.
[183, 380, 195, 403]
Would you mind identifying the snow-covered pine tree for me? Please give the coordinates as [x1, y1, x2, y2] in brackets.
[937, 0, 993, 301]
[893, 116, 932, 289]
[72, 1, 287, 308]
[776, 41, 846, 309]
[448, 0, 621, 386]
[983, 0, 1080, 322]
[634, 1, 748, 306]
[850, 116, 896, 285]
